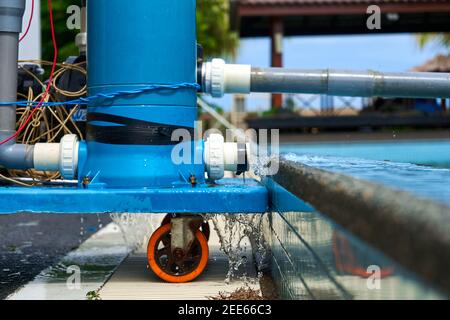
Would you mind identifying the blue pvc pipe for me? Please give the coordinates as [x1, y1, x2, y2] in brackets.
[82, 0, 203, 188]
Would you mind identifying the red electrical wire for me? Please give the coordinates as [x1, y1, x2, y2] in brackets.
[19, 0, 35, 43]
[0, 0, 57, 146]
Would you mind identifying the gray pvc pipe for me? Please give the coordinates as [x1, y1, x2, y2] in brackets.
[0, 0, 34, 170]
[251, 67, 450, 99]
[0, 0, 26, 33]
[0, 32, 19, 143]
[0, 143, 34, 169]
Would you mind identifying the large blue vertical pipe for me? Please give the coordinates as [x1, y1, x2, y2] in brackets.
[82, 0, 204, 188]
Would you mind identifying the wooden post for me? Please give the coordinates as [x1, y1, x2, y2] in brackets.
[441, 98, 447, 112]
[270, 17, 284, 110]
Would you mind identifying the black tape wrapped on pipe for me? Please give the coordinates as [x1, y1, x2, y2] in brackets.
[86, 113, 194, 145]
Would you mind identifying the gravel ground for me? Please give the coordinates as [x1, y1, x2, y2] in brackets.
[0, 213, 111, 299]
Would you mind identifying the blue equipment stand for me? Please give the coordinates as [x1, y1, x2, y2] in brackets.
[0, 178, 268, 214]
[0, 1, 270, 215]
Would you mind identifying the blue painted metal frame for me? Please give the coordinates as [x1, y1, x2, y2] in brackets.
[0, 1, 271, 215]
[0, 178, 268, 214]
[263, 177, 315, 213]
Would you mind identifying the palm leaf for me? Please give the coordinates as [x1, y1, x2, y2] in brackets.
[416, 33, 450, 49]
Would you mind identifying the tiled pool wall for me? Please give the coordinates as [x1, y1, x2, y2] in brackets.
[263, 184, 447, 300]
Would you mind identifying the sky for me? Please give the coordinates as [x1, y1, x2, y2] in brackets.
[208, 34, 448, 112]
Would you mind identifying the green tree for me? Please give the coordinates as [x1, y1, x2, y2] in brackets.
[197, 0, 239, 58]
[41, 0, 78, 61]
[416, 33, 450, 50]
[41, 0, 238, 61]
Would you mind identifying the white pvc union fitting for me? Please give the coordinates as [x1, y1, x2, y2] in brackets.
[60, 134, 79, 179]
[204, 133, 249, 181]
[33, 134, 79, 179]
[204, 133, 225, 180]
[203, 58, 251, 98]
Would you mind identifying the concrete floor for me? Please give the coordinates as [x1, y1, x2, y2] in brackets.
[0, 213, 111, 299]
[7, 223, 129, 300]
[5, 214, 261, 300]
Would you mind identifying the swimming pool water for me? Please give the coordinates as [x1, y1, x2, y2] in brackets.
[281, 141, 450, 206]
[282, 139, 450, 168]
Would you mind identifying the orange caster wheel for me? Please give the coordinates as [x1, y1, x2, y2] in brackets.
[147, 223, 209, 283]
[161, 214, 211, 241]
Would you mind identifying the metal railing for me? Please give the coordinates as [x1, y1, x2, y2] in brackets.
[286, 94, 366, 116]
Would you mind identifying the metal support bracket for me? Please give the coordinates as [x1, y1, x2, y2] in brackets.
[171, 215, 204, 260]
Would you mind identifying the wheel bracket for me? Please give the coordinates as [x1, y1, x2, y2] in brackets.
[171, 215, 204, 260]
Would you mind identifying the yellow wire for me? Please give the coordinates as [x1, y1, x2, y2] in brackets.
[7, 61, 86, 185]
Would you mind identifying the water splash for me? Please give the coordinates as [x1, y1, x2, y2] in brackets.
[206, 213, 269, 284]
[79, 216, 84, 244]
[96, 213, 103, 230]
[109, 213, 161, 251]
[108, 212, 270, 284]
[251, 154, 279, 178]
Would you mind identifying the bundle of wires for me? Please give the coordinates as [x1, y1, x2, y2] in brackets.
[16, 60, 86, 145]
[0, 0, 85, 187]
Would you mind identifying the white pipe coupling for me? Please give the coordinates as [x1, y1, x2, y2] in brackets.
[33, 134, 79, 179]
[204, 133, 249, 181]
[203, 58, 251, 98]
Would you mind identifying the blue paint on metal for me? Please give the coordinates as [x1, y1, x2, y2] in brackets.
[82, 0, 202, 188]
[0, 179, 268, 214]
[78, 106, 204, 188]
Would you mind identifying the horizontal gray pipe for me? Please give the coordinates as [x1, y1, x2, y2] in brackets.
[251, 67, 450, 99]
[0, 143, 34, 169]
